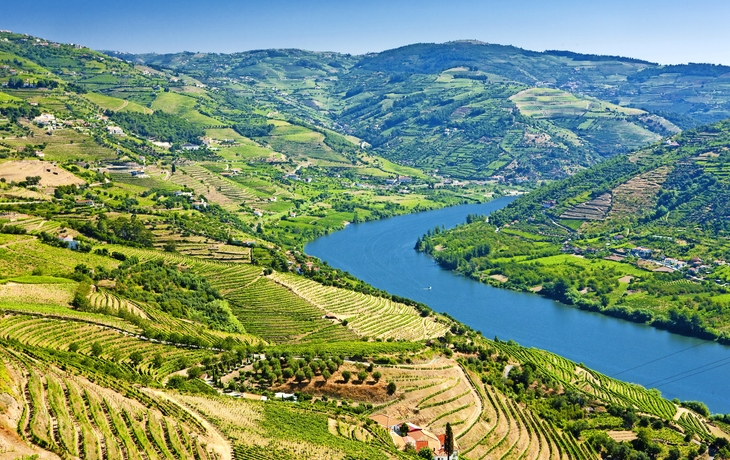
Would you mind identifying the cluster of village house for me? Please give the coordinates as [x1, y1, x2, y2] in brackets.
[172, 190, 208, 210]
[32, 112, 207, 153]
[562, 240, 724, 281]
[32, 113, 91, 136]
[369, 415, 458, 460]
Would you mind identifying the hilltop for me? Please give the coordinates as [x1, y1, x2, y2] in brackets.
[107, 41, 730, 181]
[0, 30, 729, 460]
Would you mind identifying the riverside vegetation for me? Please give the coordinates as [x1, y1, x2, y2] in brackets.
[0, 29, 728, 459]
[418, 120, 730, 346]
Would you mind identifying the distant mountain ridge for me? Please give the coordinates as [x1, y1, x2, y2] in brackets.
[100, 41, 730, 181]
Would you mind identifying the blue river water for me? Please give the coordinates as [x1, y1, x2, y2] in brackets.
[306, 196, 730, 413]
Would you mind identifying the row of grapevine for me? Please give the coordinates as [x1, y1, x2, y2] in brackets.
[3, 346, 224, 460]
[0, 314, 213, 379]
[492, 342, 678, 421]
[225, 278, 338, 343]
[271, 272, 449, 340]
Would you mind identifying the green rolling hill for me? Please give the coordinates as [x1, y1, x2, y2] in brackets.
[105, 41, 730, 181]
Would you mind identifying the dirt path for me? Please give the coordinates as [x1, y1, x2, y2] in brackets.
[503, 364, 515, 379]
[458, 364, 484, 439]
[143, 389, 233, 460]
[673, 406, 690, 421]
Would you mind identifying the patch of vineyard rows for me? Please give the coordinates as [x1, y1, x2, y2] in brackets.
[489, 343, 704, 424]
[224, 278, 352, 343]
[3, 346, 222, 460]
[458, 371, 596, 460]
[271, 272, 449, 340]
[0, 314, 214, 380]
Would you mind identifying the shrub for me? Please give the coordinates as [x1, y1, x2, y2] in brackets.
[387, 382, 397, 395]
[90, 342, 103, 357]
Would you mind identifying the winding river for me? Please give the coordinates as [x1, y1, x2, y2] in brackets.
[306, 196, 730, 413]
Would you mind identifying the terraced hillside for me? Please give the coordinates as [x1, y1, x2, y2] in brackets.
[118, 41, 730, 181]
[271, 272, 449, 341]
[170, 165, 256, 211]
[1, 345, 229, 460]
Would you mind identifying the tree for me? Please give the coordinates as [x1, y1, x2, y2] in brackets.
[357, 370, 368, 383]
[387, 381, 397, 395]
[341, 370, 351, 383]
[295, 370, 306, 382]
[129, 351, 144, 366]
[68, 342, 80, 353]
[321, 369, 331, 381]
[400, 422, 410, 436]
[90, 342, 103, 357]
[418, 447, 434, 460]
[152, 353, 163, 368]
[7, 76, 23, 89]
[444, 422, 454, 458]
[666, 447, 681, 460]
[372, 371, 382, 382]
[187, 366, 202, 380]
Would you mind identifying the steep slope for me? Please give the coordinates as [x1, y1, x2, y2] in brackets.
[420, 119, 730, 343]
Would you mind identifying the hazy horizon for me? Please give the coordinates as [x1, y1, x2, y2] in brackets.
[3, 0, 730, 65]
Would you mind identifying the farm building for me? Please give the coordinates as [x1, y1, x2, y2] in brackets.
[58, 235, 79, 250]
[369, 416, 457, 458]
[33, 113, 56, 126]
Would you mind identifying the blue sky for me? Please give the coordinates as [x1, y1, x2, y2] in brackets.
[3, 0, 730, 64]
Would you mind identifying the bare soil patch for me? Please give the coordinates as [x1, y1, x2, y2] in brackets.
[0, 160, 85, 188]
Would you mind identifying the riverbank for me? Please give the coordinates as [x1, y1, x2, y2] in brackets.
[306, 198, 730, 413]
[418, 216, 730, 347]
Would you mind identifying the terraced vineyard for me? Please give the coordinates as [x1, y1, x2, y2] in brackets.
[271, 272, 449, 341]
[224, 277, 356, 343]
[559, 193, 612, 221]
[2, 346, 228, 460]
[170, 165, 258, 210]
[463, 376, 596, 460]
[607, 167, 669, 219]
[102, 245, 442, 343]
[3, 215, 62, 234]
[89, 289, 149, 319]
[88, 289, 262, 346]
[149, 223, 252, 262]
[377, 359, 481, 435]
[492, 342, 683, 423]
[0, 314, 214, 380]
[373, 357, 598, 460]
[176, 393, 390, 460]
